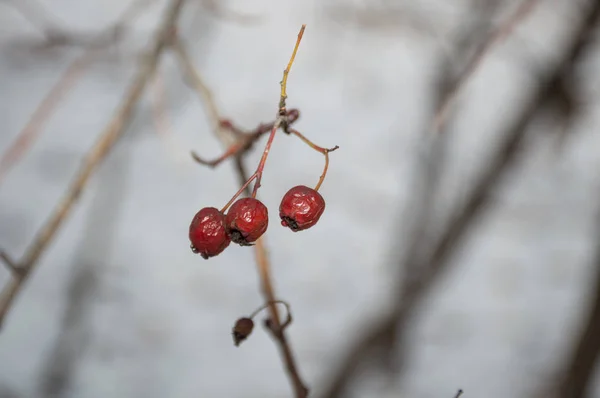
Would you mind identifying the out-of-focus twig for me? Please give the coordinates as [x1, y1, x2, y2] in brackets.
[200, 0, 263, 25]
[319, 0, 600, 396]
[171, 38, 233, 145]
[431, 0, 541, 134]
[0, 0, 187, 328]
[2, 0, 159, 49]
[0, 0, 160, 187]
[454, 389, 464, 398]
[557, 198, 600, 398]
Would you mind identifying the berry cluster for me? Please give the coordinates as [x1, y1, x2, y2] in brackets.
[189, 154, 335, 260]
[188, 24, 338, 260]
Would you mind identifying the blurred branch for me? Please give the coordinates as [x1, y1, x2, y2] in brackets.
[319, 0, 600, 396]
[0, 0, 159, 187]
[557, 201, 600, 398]
[171, 32, 308, 397]
[431, 0, 541, 134]
[171, 38, 233, 145]
[2, 0, 159, 49]
[200, 0, 263, 25]
[454, 390, 464, 398]
[0, 0, 187, 328]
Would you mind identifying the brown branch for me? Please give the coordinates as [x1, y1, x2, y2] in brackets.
[171, 38, 234, 146]
[0, 0, 159, 187]
[254, 238, 308, 397]
[0, 0, 187, 328]
[172, 28, 309, 397]
[319, 0, 600, 396]
[557, 200, 600, 398]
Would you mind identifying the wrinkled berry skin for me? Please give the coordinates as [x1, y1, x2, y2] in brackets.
[225, 198, 269, 246]
[279, 185, 325, 232]
[189, 207, 230, 259]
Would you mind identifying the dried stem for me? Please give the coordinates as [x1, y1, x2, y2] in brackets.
[280, 25, 306, 111]
[0, 0, 187, 328]
[254, 238, 308, 397]
[454, 389, 464, 398]
[287, 128, 339, 191]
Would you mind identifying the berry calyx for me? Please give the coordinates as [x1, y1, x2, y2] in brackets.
[279, 185, 325, 232]
[225, 198, 269, 246]
[189, 207, 231, 259]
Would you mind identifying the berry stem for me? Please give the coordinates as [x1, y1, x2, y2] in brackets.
[279, 25, 305, 112]
[251, 122, 281, 198]
[220, 172, 258, 212]
[191, 141, 243, 167]
[249, 299, 291, 321]
[288, 128, 339, 191]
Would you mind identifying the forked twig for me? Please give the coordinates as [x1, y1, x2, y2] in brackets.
[0, 0, 187, 327]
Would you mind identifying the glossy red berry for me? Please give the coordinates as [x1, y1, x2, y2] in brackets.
[189, 207, 231, 259]
[279, 185, 325, 232]
[225, 198, 269, 246]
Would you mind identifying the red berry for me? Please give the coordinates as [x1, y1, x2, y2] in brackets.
[225, 198, 269, 246]
[279, 185, 325, 232]
[189, 207, 230, 259]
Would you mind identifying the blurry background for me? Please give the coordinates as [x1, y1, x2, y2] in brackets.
[0, 0, 600, 397]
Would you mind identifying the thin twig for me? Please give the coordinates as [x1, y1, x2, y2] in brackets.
[319, 0, 599, 396]
[0, 0, 187, 328]
[454, 389, 464, 398]
[0, 0, 159, 187]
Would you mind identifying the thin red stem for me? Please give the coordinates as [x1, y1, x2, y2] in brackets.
[288, 128, 338, 191]
[251, 122, 280, 198]
[220, 172, 257, 213]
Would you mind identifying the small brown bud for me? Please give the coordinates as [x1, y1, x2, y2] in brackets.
[232, 317, 254, 346]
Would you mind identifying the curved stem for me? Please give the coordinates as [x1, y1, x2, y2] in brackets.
[249, 299, 291, 321]
[288, 128, 339, 191]
[315, 151, 330, 192]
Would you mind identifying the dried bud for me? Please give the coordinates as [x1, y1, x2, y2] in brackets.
[232, 317, 254, 346]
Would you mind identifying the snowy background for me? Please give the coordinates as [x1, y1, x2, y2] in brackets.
[1, 0, 600, 397]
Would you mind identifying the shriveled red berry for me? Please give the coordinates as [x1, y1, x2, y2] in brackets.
[225, 198, 269, 246]
[279, 185, 325, 232]
[189, 207, 230, 259]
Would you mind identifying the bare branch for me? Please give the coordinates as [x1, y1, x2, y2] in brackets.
[0, 0, 160, 187]
[0, 0, 188, 328]
[319, 0, 600, 396]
